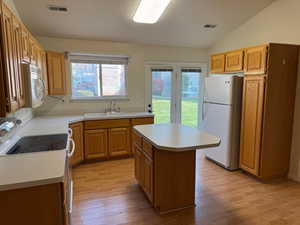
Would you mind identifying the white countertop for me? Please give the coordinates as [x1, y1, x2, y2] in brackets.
[0, 112, 154, 191]
[0, 150, 67, 191]
[134, 123, 220, 151]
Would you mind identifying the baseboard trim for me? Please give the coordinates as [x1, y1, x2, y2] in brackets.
[288, 173, 300, 182]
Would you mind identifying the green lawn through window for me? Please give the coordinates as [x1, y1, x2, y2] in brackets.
[152, 97, 198, 128]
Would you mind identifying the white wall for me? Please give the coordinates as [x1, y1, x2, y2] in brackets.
[209, 0, 300, 182]
[35, 36, 208, 115]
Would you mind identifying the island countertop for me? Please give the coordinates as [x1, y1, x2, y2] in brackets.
[133, 123, 220, 151]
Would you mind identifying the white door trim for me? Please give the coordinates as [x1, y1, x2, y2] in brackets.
[145, 62, 208, 127]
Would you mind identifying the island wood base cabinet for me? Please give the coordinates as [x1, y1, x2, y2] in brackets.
[133, 130, 196, 214]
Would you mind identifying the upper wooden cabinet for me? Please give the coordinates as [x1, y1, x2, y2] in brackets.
[240, 75, 265, 176]
[210, 54, 225, 73]
[84, 129, 108, 160]
[108, 127, 130, 157]
[20, 26, 30, 63]
[29, 37, 38, 65]
[69, 122, 84, 166]
[1, 4, 18, 113]
[46, 51, 66, 95]
[244, 45, 268, 74]
[12, 17, 25, 108]
[225, 50, 244, 72]
[0, 1, 47, 115]
[40, 50, 49, 96]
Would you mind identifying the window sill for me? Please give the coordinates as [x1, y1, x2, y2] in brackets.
[70, 96, 130, 102]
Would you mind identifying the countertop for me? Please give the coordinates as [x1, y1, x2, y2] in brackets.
[134, 123, 220, 151]
[0, 112, 154, 191]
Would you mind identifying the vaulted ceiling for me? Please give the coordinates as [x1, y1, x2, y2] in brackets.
[14, 0, 275, 48]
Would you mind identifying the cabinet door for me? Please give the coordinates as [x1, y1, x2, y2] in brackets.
[2, 5, 18, 112]
[29, 38, 38, 65]
[240, 75, 265, 176]
[12, 17, 25, 108]
[143, 155, 153, 203]
[210, 54, 225, 73]
[134, 144, 143, 184]
[244, 45, 267, 74]
[40, 50, 48, 96]
[46, 51, 66, 95]
[20, 26, 30, 63]
[84, 129, 108, 160]
[108, 127, 130, 157]
[225, 50, 244, 72]
[69, 122, 84, 166]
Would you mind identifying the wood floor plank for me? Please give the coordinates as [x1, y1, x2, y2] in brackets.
[71, 152, 300, 225]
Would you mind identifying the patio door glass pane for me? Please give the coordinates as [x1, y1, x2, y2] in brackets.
[180, 68, 202, 128]
[151, 69, 173, 124]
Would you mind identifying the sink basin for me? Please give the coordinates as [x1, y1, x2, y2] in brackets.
[7, 134, 68, 155]
[84, 112, 125, 118]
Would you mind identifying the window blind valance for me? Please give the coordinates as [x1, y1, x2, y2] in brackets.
[151, 68, 173, 72]
[67, 52, 129, 65]
[181, 68, 202, 73]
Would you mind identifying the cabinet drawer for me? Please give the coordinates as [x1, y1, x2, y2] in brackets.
[85, 119, 130, 130]
[131, 117, 154, 125]
[143, 139, 153, 159]
[132, 130, 142, 147]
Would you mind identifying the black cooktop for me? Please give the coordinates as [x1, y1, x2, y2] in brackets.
[7, 134, 68, 154]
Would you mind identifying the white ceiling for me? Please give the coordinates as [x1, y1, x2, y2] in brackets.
[14, 0, 275, 48]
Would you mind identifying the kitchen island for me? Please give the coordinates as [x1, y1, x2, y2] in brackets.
[133, 123, 220, 214]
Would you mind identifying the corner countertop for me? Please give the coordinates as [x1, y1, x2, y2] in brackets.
[134, 123, 220, 151]
[0, 150, 67, 191]
[0, 112, 154, 191]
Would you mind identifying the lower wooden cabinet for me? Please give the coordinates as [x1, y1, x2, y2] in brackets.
[134, 144, 144, 185]
[143, 155, 153, 202]
[0, 183, 68, 225]
[69, 122, 84, 166]
[239, 75, 265, 176]
[108, 127, 130, 157]
[78, 117, 154, 162]
[134, 141, 154, 203]
[84, 129, 108, 160]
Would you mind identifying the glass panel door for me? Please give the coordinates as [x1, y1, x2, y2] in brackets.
[151, 68, 173, 124]
[180, 68, 202, 128]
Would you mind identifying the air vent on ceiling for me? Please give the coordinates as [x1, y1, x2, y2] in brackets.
[47, 5, 68, 12]
[204, 24, 217, 29]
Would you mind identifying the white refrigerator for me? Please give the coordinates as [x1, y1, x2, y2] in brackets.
[203, 75, 243, 170]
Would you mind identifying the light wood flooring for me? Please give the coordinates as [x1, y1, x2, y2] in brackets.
[71, 152, 300, 225]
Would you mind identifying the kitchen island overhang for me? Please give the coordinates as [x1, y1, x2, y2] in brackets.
[133, 123, 220, 214]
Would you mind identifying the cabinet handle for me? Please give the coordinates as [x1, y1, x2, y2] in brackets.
[68, 128, 73, 138]
[68, 138, 75, 158]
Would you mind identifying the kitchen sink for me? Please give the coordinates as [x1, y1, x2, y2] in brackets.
[7, 134, 68, 155]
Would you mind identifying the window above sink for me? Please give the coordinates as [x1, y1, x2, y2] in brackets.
[69, 53, 129, 101]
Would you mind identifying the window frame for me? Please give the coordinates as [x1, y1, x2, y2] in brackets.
[70, 60, 129, 101]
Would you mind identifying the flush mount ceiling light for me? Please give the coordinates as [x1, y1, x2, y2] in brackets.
[133, 0, 171, 24]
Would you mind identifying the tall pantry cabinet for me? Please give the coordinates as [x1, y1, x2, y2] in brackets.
[210, 43, 299, 179]
[240, 44, 299, 179]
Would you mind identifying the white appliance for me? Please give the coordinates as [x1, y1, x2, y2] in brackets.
[22, 64, 45, 108]
[203, 75, 243, 170]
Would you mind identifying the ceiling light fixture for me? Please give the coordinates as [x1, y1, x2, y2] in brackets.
[133, 0, 171, 24]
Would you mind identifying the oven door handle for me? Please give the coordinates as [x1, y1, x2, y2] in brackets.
[68, 138, 75, 158]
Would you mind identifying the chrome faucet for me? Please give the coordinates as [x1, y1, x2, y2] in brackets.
[105, 101, 121, 113]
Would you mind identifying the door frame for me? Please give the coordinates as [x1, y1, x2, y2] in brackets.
[145, 61, 208, 127]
